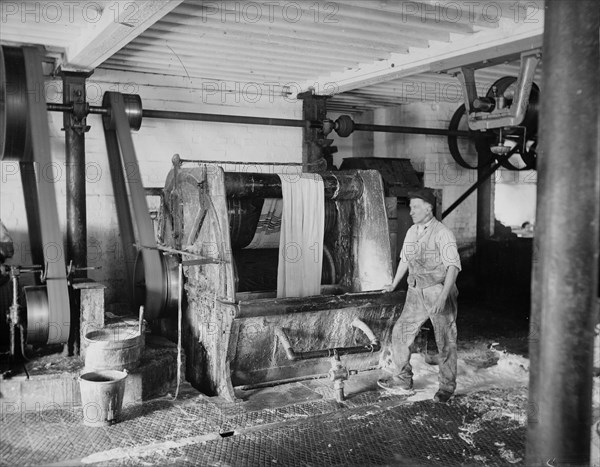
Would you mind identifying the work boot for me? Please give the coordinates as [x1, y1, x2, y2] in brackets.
[377, 375, 414, 395]
[433, 389, 453, 403]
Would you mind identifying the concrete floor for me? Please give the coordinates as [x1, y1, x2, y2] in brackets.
[2, 374, 530, 466]
[1, 294, 599, 466]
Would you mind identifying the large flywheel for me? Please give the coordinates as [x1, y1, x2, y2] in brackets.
[1, 46, 71, 344]
[1, 46, 177, 338]
[448, 76, 540, 171]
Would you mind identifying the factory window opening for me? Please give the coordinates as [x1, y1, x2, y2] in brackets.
[494, 168, 537, 238]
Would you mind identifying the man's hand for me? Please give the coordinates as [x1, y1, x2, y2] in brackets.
[382, 284, 396, 293]
[431, 266, 459, 314]
[431, 293, 448, 314]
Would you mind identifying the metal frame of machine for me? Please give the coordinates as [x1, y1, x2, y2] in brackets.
[154, 161, 405, 401]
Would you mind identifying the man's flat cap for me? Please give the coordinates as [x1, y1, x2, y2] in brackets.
[408, 188, 436, 207]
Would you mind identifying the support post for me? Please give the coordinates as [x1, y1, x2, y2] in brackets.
[62, 70, 92, 354]
[475, 149, 494, 244]
[298, 92, 332, 172]
[62, 71, 91, 277]
[527, 1, 600, 465]
[475, 144, 494, 297]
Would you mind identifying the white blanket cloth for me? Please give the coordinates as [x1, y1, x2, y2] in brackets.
[277, 173, 324, 298]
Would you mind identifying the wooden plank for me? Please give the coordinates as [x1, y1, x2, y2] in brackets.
[237, 290, 405, 318]
[302, 20, 543, 94]
[348, 0, 503, 27]
[64, 1, 184, 70]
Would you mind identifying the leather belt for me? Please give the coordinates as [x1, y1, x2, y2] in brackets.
[23, 47, 70, 344]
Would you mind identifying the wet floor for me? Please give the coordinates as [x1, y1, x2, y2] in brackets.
[2, 294, 598, 466]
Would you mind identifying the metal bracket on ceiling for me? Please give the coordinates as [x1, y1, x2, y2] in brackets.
[449, 48, 542, 131]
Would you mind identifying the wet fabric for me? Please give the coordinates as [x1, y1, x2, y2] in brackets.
[277, 174, 324, 298]
[246, 198, 282, 249]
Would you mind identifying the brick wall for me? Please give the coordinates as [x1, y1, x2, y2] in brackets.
[347, 102, 479, 252]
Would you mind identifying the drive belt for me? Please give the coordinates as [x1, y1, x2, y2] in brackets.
[102, 92, 165, 320]
[22, 47, 70, 344]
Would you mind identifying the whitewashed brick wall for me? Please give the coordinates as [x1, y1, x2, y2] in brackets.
[350, 102, 479, 251]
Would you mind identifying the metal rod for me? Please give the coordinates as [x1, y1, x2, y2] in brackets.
[442, 146, 519, 219]
[442, 161, 500, 219]
[527, 1, 599, 465]
[143, 108, 312, 128]
[47, 103, 470, 138]
[353, 122, 470, 137]
[236, 373, 330, 390]
[47, 102, 108, 115]
[175, 158, 322, 167]
[88, 106, 108, 115]
[274, 319, 381, 361]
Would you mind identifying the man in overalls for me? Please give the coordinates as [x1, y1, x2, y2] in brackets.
[379, 188, 461, 403]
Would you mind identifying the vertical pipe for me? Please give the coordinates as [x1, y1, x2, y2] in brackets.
[62, 72, 90, 277]
[527, 1, 600, 465]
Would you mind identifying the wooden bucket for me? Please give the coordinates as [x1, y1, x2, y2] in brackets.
[84, 325, 144, 371]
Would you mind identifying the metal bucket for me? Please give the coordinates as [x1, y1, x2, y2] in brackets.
[79, 370, 128, 427]
[84, 325, 144, 372]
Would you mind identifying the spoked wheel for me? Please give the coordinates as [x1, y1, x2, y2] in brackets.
[448, 76, 540, 171]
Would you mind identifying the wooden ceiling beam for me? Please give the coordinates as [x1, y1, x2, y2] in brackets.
[302, 19, 543, 94]
[63, 1, 184, 71]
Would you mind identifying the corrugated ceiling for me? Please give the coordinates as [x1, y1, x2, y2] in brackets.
[0, 0, 545, 114]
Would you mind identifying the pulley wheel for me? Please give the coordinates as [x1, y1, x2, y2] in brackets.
[133, 250, 180, 319]
[447, 104, 491, 169]
[0, 46, 31, 161]
[102, 92, 143, 131]
[335, 115, 355, 138]
[24, 285, 49, 344]
[448, 76, 539, 171]
[486, 76, 539, 171]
